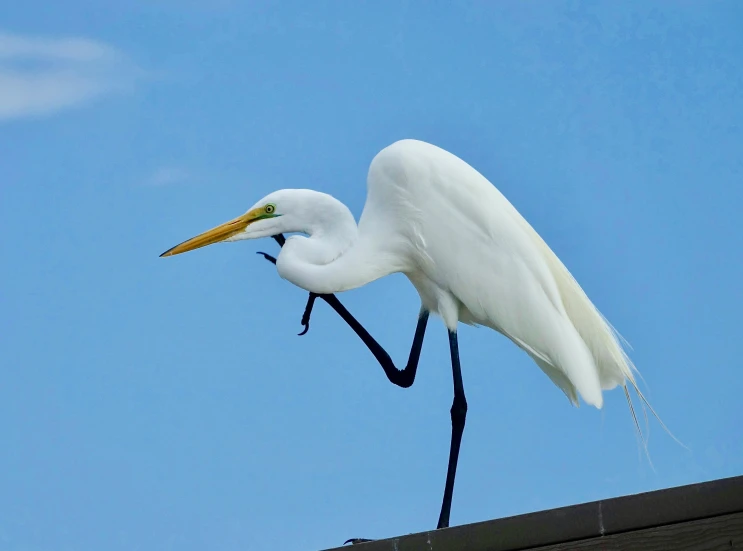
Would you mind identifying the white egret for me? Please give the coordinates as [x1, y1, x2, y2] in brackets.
[160, 139, 654, 531]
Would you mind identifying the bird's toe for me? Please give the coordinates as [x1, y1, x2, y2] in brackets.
[256, 251, 277, 264]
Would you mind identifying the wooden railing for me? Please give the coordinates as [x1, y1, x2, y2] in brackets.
[323, 475, 743, 550]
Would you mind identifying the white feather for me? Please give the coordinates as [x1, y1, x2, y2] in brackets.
[362, 139, 634, 409]
[163, 138, 683, 528]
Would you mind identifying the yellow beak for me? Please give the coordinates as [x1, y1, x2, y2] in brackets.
[160, 208, 262, 257]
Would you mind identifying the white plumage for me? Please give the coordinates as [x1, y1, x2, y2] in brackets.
[161, 138, 663, 529]
[274, 139, 636, 409]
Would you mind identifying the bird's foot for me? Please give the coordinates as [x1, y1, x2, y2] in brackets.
[298, 292, 319, 336]
[344, 538, 375, 545]
[256, 251, 277, 264]
[256, 243, 318, 337]
[256, 250, 317, 336]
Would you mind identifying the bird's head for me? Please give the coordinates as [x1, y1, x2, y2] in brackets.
[159, 190, 293, 257]
[159, 189, 349, 258]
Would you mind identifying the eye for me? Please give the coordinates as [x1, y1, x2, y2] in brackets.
[264, 204, 276, 214]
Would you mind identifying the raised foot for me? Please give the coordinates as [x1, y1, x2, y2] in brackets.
[256, 251, 277, 264]
[298, 293, 318, 336]
[256, 250, 318, 336]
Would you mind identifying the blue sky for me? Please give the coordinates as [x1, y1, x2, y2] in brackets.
[2, 1, 742, 550]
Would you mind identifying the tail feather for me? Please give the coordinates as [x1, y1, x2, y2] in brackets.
[520, 220, 684, 455]
[625, 376, 687, 451]
[498, 177, 682, 455]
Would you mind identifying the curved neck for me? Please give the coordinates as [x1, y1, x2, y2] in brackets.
[275, 200, 399, 294]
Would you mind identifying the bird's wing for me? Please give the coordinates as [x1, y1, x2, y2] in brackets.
[370, 140, 635, 408]
[424, 200, 605, 408]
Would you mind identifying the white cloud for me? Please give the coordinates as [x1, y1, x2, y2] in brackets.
[0, 31, 139, 121]
[146, 166, 190, 186]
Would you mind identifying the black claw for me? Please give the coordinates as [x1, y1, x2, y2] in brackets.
[259, 235, 320, 339]
[256, 251, 277, 264]
[298, 293, 318, 336]
[344, 538, 374, 545]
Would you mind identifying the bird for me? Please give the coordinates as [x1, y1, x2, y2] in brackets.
[160, 138, 657, 532]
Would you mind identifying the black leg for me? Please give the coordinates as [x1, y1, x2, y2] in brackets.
[255, 234, 285, 265]
[437, 330, 467, 530]
[321, 294, 428, 388]
[259, 235, 429, 389]
[256, 251, 277, 264]
[298, 292, 318, 336]
[255, 250, 318, 336]
[259, 233, 438, 541]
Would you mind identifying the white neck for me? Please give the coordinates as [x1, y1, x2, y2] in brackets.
[275, 195, 399, 294]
